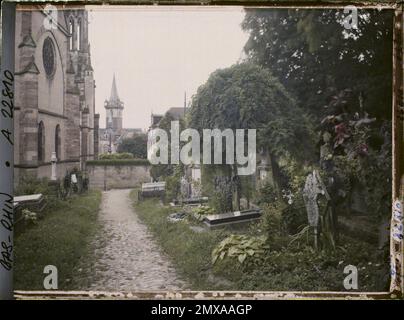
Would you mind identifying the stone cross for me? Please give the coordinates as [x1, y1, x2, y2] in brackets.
[303, 169, 328, 249]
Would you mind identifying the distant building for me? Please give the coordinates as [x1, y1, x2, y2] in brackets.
[99, 75, 141, 154]
[105, 74, 124, 135]
[149, 107, 186, 129]
[14, 6, 99, 184]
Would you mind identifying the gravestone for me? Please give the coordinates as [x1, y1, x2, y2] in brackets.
[303, 170, 330, 249]
[139, 181, 166, 199]
[303, 170, 324, 228]
[203, 209, 261, 228]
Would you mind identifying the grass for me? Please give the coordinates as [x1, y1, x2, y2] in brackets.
[130, 190, 238, 290]
[14, 190, 102, 290]
[130, 190, 390, 292]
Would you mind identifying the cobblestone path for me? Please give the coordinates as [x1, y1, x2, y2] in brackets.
[84, 189, 186, 291]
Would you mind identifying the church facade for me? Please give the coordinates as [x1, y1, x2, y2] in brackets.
[14, 5, 99, 185]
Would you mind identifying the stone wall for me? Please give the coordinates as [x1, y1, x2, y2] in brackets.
[87, 164, 151, 190]
[14, 161, 81, 189]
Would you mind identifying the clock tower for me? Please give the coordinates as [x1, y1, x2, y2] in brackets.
[104, 74, 124, 136]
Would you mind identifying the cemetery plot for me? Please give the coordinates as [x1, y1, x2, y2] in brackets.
[171, 197, 209, 207]
[138, 182, 166, 199]
[14, 194, 47, 224]
[203, 209, 262, 228]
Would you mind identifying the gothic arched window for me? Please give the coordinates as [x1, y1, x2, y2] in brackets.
[77, 19, 81, 51]
[42, 37, 56, 78]
[38, 121, 45, 163]
[68, 19, 74, 50]
[55, 124, 61, 159]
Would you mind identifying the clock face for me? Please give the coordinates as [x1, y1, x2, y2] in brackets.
[42, 37, 56, 77]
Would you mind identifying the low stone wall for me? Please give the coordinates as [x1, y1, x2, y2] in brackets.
[87, 162, 151, 190]
[14, 161, 80, 189]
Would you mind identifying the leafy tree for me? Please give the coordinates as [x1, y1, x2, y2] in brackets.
[190, 62, 315, 161]
[190, 62, 316, 210]
[242, 8, 393, 122]
[117, 133, 148, 159]
[242, 8, 393, 221]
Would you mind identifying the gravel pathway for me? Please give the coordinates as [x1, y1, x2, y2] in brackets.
[84, 189, 186, 291]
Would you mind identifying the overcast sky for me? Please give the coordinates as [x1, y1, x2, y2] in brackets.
[87, 6, 248, 130]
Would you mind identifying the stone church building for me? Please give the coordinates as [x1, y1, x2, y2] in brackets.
[14, 6, 99, 185]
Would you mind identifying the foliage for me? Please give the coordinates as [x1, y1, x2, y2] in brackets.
[86, 159, 150, 166]
[117, 133, 148, 159]
[200, 165, 233, 213]
[259, 202, 284, 244]
[190, 62, 315, 162]
[281, 195, 309, 235]
[242, 9, 393, 122]
[288, 225, 311, 248]
[149, 113, 186, 181]
[241, 9, 392, 255]
[210, 178, 234, 213]
[15, 174, 52, 196]
[212, 234, 269, 266]
[190, 62, 316, 207]
[165, 165, 183, 201]
[21, 209, 38, 225]
[132, 193, 389, 291]
[318, 89, 392, 218]
[99, 152, 134, 160]
[234, 237, 389, 291]
[256, 182, 278, 205]
[192, 206, 215, 221]
[14, 191, 102, 290]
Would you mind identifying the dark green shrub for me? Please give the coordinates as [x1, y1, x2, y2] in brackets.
[280, 195, 309, 235]
[256, 182, 278, 205]
[86, 159, 149, 166]
[15, 174, 52, 196]
[99, 152, 134, 160]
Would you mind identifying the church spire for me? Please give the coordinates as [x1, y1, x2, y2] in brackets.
[110, 73, 120, 102]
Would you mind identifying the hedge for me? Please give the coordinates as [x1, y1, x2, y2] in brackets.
[86, 159, 150, 166]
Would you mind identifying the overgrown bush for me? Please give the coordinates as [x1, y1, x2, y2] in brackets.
[281, 195, 309, 235]
[192, 206, 214, 222]
[260, 202, 284, 244]
[256, 182, 278, 205]
[99, 152, 134, 160]
[87, 159, 149, 166]
[15, 174, 52, 196]
[21, 209, 38, 225]
[165, 165, 183, 201]
[212, 234, 269, 267]
[234, 237, 389, 291]
[117, 133, 148, 159]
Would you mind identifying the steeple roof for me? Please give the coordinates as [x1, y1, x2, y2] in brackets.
[110, 74, 120, 102]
